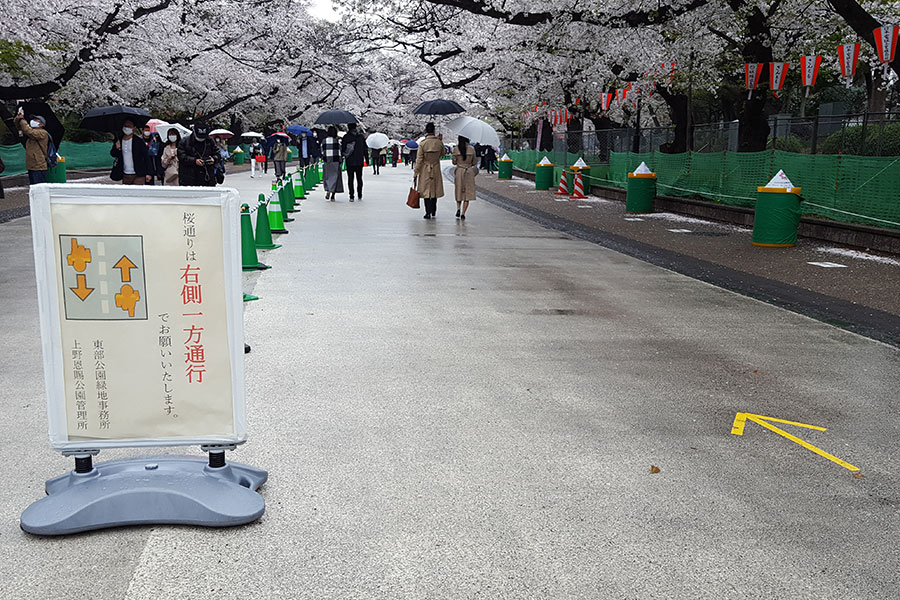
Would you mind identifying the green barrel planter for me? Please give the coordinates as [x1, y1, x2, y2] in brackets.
[626, 173, 656, 212]
[535, 163, 554, 190]
[47, 158, 67, 183]
[497, 159, 513, 180]
[233, 152, 245, 165]
[752, 187, 803, 247]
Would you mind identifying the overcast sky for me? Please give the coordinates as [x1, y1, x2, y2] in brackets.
[307, 0, 341, 22]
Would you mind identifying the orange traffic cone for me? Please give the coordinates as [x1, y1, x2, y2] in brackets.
[554, 170, 569, 195]
[570, 171, 587, 200]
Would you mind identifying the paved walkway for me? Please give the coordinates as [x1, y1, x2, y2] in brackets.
[2, 165, 899, 599]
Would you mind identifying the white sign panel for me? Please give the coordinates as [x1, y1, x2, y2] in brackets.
[30, 184, 247, 450]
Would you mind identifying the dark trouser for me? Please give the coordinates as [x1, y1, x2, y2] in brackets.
[28, 170, 47, 185]
[347, 165, 363, 198]
[423, 197, 437, 216]
[372, 160, 379, 174]
[274, 160, 286, 177]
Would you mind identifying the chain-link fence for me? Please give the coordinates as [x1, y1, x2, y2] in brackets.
[503, 111, 900, 161]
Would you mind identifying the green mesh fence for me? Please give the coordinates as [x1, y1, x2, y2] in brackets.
[1, 142, 114, 176]
[509, 149, 900, 230]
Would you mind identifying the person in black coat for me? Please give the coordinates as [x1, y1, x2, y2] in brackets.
[340, 123, 369, 201]
[177, 123, 218, 186]
[110, 119, 151, 184]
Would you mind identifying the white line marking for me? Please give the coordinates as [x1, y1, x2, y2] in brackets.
[554, 198, 568, 202]
[577, 205, 592, 208]
[101, 300, 109, 313]
[96, 242, 105, 256]
[100, 281, 108, 295]
[667, 228, 692, 233]
[624, 217, 644, 222]
[98, 262, 106, 276]
[807, 261, 847, 268]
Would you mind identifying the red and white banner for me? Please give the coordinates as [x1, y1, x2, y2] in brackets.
[873, 25, 899, 64]
[769, 62, 790, 97]
[800, 56, 821, 96]
[837, 43, 860, 86]
[744, 63, 764, 99]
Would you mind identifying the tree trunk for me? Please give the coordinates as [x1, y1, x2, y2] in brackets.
[737, 92, 770, 151]
[655, 84, 690, 153]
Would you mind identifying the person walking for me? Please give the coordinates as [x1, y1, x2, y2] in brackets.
[371, 145, 381, 175]
[177, 123, 218, 186]
[452, 136, 477, 220]
[269, 136, 288, 178]
[322, 126, 344, 201]
[341, 123, 368, 201]
[160, 128, 181, 186]
[414, 122, 444, 219]
[13, 107, 52, 185]
[402, 144, 409, 166]
[142, 126, 163, 184]
[250, 140, 263, 178]
[484, 145, 497, 174]
[110, 119, 151, 185]
[391, 144, 399, 167]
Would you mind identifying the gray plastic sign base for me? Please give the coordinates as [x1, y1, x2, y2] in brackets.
[20, 455, 268, 536]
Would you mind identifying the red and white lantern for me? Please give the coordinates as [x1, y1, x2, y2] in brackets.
[769, 62, 790, 98]
[837, 43, 861, 87]
[744, 63, 764, 99]
[616, 87, 628, 105]
[873, 26, 899, 64]
[800, 56, 821, 97]
[599, 93, 614, 112]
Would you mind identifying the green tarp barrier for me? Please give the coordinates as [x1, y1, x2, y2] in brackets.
[1, 142, 114, 177]
[508, 149, 900, 230]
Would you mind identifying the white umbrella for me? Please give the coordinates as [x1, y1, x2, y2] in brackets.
[366, 132, 390, 149]
[389, 139, 404, 147]
[210, 128, 233, 139]
[445, 116, 501, 147]
[155, 122, 191, 139]
[241, 131, 264, 138]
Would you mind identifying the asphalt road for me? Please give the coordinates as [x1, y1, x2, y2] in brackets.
[1, 165, 899, 599]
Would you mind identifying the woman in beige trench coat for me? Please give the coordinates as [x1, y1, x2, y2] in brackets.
[414, 122, 445, 219]
[452, 136, 477, 220]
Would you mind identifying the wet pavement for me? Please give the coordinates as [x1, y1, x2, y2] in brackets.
[475, 171, 900, 347]
[2, 165, 900, 599]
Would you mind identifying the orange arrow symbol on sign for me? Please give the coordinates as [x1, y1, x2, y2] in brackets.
[114, 255, 137, 282]
[70, 274, 94, 301]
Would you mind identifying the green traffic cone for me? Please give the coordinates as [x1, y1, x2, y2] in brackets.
[280, 180, 295, 222]
[268, 188, 289, 234]
[255, 193, 281, 249]
[284, 175, 296, 210]
[294, 172, 306, 201]
[241, 203, 270, 271]
[243, 293, 259, 302]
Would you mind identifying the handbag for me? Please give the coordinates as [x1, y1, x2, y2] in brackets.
[472, 166, 479, 177]
[110, 158, 124, 181]
[406, 186, 420, 209]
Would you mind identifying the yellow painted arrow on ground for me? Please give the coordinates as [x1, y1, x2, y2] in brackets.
[70, 274, 94, 301]
[731, 413, 859, 471]
[114, 255, 137, 282]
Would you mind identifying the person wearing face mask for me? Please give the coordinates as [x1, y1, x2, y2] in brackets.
[177, 123, 218, 186]
[160, 128, 181, 186]
[143, 126, 163, 185]
[110, 119, 151, 184]
[13, 107, 51, 185]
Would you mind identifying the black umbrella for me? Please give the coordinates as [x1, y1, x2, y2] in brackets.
[79, 105, 153, 133]
[14, 101, 66, 148]
[412, 99, 465, 115]
[314, 109, 358, 125]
